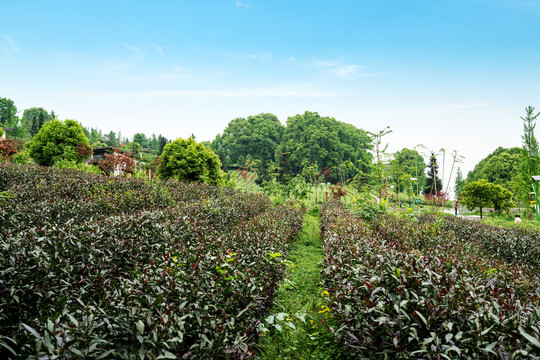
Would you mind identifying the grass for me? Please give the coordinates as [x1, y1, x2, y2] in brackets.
[259, 215, 341, 360]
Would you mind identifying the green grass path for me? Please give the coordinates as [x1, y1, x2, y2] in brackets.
[259, 214, 341, 359]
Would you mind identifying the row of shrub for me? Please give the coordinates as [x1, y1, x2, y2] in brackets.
[320, 201, 540, 359]
[417, 214, 540, 269]
[0, 164, 303, 359]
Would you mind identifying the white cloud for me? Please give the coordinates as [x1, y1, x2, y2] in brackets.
[0, 34, 20, 55]
[313, 60, 339, 68]
[59, 87, 348, 99]
[159, 67, 190, 80]
[330, 64, 361, 79]
[244, 51, 273, 61]
[236, 1, 251, 8]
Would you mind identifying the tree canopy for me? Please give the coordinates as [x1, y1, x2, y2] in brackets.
[460, 179, 514, 218]
[28, 119, 91, 166]
[211, 113, 284, 172]
[278, 111, 372, 182]
[158, 137, 224, 185]
[466, 146, 521, 193]
[390, 148, 426, 195]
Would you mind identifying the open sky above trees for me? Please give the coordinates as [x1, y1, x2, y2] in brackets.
[2, 0, 540, 178]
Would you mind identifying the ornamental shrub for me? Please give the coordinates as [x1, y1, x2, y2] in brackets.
[158, 137, 224, 185]
[28, 119, 91, 166]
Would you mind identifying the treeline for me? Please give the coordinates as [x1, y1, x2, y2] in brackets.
[210, 111, 430, 194]
[0, 97, 170, 158]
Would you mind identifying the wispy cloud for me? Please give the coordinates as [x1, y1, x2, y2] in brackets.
[159, 67, 190, 80]
[244, 51, 273, 61]
[330, 65, 361, 79]
[0, 34, 20, 55]
[235, 1, 251, 8]
[313, 60, 340, 68]
[62, 87, 348, 99]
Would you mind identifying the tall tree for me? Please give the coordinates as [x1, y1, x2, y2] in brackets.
[466, 147, 521, 192]
[278, 111, 372, 182]
[454, 167, 465, 199]
[369, 126, 392, 200]
[519, 106, 540, 201]
[424, 152, 443, 195]
[390, 148, 426, 195]
[22, 107, 50, 137]
[211, 113, 284, 173]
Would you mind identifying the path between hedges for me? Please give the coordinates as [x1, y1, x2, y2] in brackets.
[259, 214, 341, 360]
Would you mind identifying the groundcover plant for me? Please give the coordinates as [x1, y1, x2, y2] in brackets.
[320, 200, 540, 359]
[0, 164, 303, 359]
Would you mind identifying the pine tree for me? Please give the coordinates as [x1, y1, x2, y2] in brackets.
[424, 152, 443, 195]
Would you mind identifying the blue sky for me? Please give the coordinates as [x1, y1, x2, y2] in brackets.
[2, 0, 540, 184]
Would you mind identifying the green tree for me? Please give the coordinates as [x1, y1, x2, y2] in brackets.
[158, 135, 168, 155]
[519, 106, 540, 202]
[390, 148, 426, 195]
[278, 111, 372, 182]
[454, 167, 465, 199]
[28, 119, 92, 166]
[133, 133, 148, 148]
[460, 179, 514, 219]
[22, 107, 50, 137]
[211, 113, 284, 172]
[466, 147, 521, 192]
[158, 137, 224, 185]
[424, 152, 443, 195]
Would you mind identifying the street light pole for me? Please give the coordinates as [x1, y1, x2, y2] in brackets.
[410, 177, 417, 212]
[532, 176, 540, 221]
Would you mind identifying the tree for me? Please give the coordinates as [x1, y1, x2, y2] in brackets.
[424, 152, 443, 195]
[466, 147, 521, 192]
[460, 179, 514, 219]
[211, 113, 284, 175]
[133, 133, 148, 148]
[390, 148, 426, 195]
[278, 111, 372, 182]
[0, 97, 17, 129]
[28, 119, 92, 166]
[454, 167, 465, 199]
[22, 107, 50, 137]
[158, 137, 224, 185]
[158, 135, 168, 155]
[519, 106, 540, 202]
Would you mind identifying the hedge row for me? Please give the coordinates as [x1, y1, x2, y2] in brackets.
[0, 164, 303, 359]
[417, 215, 540, 269]
[320, 201, 540, 359]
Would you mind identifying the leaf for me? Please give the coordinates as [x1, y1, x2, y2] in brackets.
[520, 330, 540, 348]
[415, 311, 428, 326]
[21, 323, 42, 340]
[157, 351, 177, 359]
[135, 320, 145, 334]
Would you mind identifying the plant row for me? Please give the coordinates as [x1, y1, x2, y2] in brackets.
[417, 214, 540, 269]
[0, 164, 303, 359]
[320, 201, 540, 359]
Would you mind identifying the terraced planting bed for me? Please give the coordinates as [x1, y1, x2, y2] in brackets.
[0, 164, 303, 359]
[320, 201, 540, 359]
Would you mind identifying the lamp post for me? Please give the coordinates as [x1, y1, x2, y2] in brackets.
[410, 177, 417, 212]
[532, 175, 540, 221]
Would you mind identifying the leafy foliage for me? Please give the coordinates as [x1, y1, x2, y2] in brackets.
[320, 201, 540, 359]
[278, 111, 372, 182]
[424, 152, 443, 195]
[461, 179, 514, 218]
[465, 147, 521, 193]
[0, 163, 303, 358]
[28, 119, 92, 166]
[0, 138, 23, 161]
[158, 137, 224, 185]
